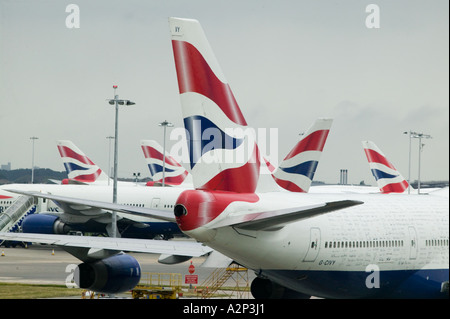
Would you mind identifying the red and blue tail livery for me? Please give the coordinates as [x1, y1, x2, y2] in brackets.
[170, 17, 260, 193]
[140, 140, 190, 186]
[57, 140, 109, 184]
[362, 140, 409, 194]
[271, 119, 332, 193]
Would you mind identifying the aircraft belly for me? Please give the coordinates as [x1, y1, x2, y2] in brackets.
[260, 268, 448, 299]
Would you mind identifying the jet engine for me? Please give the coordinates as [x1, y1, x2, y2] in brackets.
[74, 254, 141, 294]
[251, 277, 311, 299]
[21, 214, 71, 234]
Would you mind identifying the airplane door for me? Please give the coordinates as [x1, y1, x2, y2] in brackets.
[408, 226, 418, 260]
[38, 197, 48, 212]
[151, 198, 160, 209]
[303, 227, 321, 262]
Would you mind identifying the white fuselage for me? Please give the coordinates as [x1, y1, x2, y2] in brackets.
[184, 191, 449, 298]
[0, 184, 184, 224]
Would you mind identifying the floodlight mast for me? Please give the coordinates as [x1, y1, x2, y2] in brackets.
[158, 120, 173, 187]
[403, 131, 432, 194]
[30, 136, 39, 184]
[106, 85, 135, 238]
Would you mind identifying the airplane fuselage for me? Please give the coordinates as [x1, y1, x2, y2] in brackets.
[0, 184, 185, 238]
[178, 191, 449, 298]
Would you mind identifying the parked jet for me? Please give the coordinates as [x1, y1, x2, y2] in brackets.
[168, 17, 449, 298]
[0, 183, 184, 239]
[1, 123, 331, 237]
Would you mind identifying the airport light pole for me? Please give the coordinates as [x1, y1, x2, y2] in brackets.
[158, 120, 173, 187]
[30, 136, 39, 184]
[107, 85, 135, 238]
[413, 132, 432, 195]
[403, 131, 432, 194]
[403, 131, 413, 194]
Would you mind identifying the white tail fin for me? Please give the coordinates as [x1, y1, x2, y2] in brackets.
[140, 140, 191, 186]
[271, 119, 332, 192]
[169, 17, 260, 193]
[362, 140, 409, 193]
[57, 140, 110, 184]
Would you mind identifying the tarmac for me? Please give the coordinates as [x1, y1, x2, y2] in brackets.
[0, 244, 255, 298]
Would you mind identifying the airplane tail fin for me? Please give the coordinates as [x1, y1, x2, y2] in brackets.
[169, 17, 260, 193]
[362, 140, 409, 193]
[271, 119, 333, 192]
[140, 140, 190, 185]
[57, 140, 110, 184]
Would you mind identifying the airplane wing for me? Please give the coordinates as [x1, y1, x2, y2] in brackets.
[0, 232, 212, 258]
[5, 189, 175, 222]
[0, 190, 213, 263]
[211, 200, 363, 231]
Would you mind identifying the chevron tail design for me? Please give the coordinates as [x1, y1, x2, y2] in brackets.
[362, 140, 409, 194]
[141, 140, 189, 185]
[57, 140, 108, 183]
[169, 17, 260, 193]
[272, 119, 332, 193]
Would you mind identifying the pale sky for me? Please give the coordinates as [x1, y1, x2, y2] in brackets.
[0, 0, 448, 185]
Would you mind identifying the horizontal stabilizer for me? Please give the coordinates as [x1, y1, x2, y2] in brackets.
[6, 189, 175, 222]
[212, 200, 363, 231]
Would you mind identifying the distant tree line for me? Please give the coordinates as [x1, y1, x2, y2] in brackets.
[0, 168, 67, 185]
[0, 168, 150, 185]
